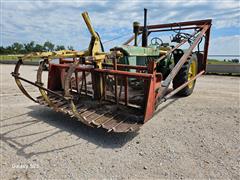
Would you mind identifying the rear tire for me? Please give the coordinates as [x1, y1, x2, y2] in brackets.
[173, 54, 198, 96]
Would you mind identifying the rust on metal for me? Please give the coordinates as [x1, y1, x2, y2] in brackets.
[11, 9, 212, 133]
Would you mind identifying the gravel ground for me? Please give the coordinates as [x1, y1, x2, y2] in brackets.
[1, 64, 239, 179]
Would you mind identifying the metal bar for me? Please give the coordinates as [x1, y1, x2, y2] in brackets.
[80, 72, 84, 94]
[59, 58, 63, 64]
[100, 113, 120, 127]
[102, 73, 106, 100]
[108, 121, 124, 132]
[123, 32, 143, 45]
[11, 74, 66, 100]
[162, 25, 209, 87]
[140, 19, 212, 30]
[83, 71, 87, 95]
[50, 63, 93, 72]
[108, 116, 131, 132]
[94, 69, 153, 79]
[166, 70, 205, 99]
[89, 110, 111, 124]
[118, 79, 123, 99]
[159, 24, 210, 99]
[64, 62, 81, 98]
[36, 59, 57, 108]
[12, 59, 38, 103]
[60, 59, 74, 63]
[69, 78, 72, 92]
[102, 63, 148, 70]
[69, 99, 89, 125]
[82, 12, 99, 40]
[75, 71, 78, 93]
[123, 35, 136, 45]
[149, 26, 200, 33]
[84, 111, 97, 118]
[203, 25, 211, 70]
[77, 61, 148, 70]
[124, 77, 128, 106]
[113, 58, 118, 104]
[158, 71, 205, 105]
[142, 8, 148, 47]
[166, 25, 209, 83]
[155, 30, 199, 64]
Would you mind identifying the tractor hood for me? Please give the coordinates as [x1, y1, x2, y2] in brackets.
[111, 45, 160, 57]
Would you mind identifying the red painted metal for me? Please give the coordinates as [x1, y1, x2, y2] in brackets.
[94, 69, 153, 79]
[45, 20, 211, 125]
[124, 77, 128, 106]
[48, 64, 63, 91]
[164, 70, 205, 100]
[202, 27, 211, 71]
[140, 19, 212, 30]
[144, 61, 157, 122]
[13, 18, 211, 132]
[102, 63, 148, 70]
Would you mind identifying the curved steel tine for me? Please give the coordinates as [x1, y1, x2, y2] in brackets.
[36, 59, 58, 109]
[64, 61, 92, 126]
[11, 59, 38, 103]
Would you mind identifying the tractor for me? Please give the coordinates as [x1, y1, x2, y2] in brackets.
[12, 9, 211, 132]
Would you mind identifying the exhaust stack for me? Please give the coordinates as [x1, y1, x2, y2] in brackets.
[142, 8, 148, 47]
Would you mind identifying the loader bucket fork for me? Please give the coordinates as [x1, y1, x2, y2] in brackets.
[12, 10, 211, 133]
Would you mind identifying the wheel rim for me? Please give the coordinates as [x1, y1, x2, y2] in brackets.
[188, 60, 197, 89]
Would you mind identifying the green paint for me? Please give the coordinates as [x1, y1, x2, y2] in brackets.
[116, 45, 160, 56]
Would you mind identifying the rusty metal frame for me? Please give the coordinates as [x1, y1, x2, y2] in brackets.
[11, 18, 212, 132]
[120, 19, 212, 121]
[158, 23, 211, 101]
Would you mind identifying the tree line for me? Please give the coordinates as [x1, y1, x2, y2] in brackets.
[0, 41, 74, 55]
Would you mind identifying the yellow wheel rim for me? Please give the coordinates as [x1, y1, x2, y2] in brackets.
[188, 60, 197, 89]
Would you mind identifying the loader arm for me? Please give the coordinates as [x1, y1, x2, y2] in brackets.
[82, 11, 106, 68]
[18, 12, 106, 66]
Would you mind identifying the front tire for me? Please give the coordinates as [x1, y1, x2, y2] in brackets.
[173, 54, 198, 96]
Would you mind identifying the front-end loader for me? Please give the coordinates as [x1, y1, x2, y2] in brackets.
[12, 9, 212, 132]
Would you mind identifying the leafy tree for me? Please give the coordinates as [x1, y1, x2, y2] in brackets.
[232, 59, 239, 63]
[0, 46, 5, 54]
[0, 41, 75, 55]
[44, 41, 55, 51]
[5, 46, 13, 54]
[34, 44, 44, 52]
[11, 42, 24, 54]
[55, 45, 65, 51]
[24, 41, 35, 53]
[67, 46, 74, 50]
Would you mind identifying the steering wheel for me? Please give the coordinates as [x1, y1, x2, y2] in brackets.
[151, 37, 163, 46]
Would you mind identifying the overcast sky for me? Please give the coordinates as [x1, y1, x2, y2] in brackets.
[1, 0, 240, 56]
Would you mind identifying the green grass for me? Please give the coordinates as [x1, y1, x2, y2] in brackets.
[0, 55, 19, 61]
[0, 55, 40, 61]
[0, 55, 237, 65]
[207, 59, 236, 65]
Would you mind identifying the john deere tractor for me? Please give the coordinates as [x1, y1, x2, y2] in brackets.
[12, 9, 211, 132]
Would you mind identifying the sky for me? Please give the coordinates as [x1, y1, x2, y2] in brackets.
[1, 0, 240, 57]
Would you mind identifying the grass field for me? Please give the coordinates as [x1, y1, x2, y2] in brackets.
[0, 55, 238, 65]
[0, 55, 40, 61]
[207, 59, 237, 65]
